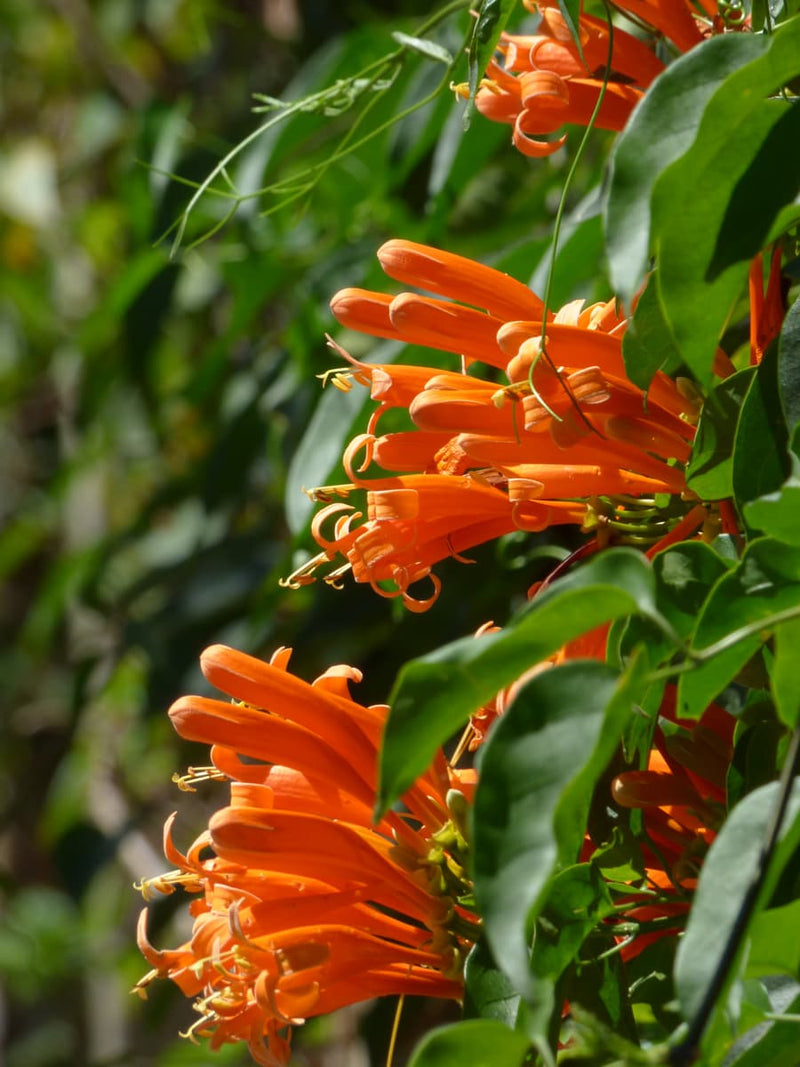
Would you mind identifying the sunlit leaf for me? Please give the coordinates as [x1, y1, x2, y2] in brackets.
[678, 538, 800, 718]
[747, 900, 800, 978]
[605, 33, 764, 306]
[620, 541, 732, 667]
[651, 16, 800, 386]
[407, 1019, 531, 1067]
[472, 656, 645, 1001]
[391, 32, 453, 65]
[675, 781, 800, 1044]
[773, 616, 800, 727]
[378, 549, 663, 814]
[464, 0, 516, 127]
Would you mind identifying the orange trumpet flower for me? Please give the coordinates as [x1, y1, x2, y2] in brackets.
[460, 1, 726, 158]
[135, 645, 478, 1065]
[286, 239, 705, 610]
[609, 691, 734, 959]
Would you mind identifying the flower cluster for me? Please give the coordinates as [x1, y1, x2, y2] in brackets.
[136, 645, 477, 1065]
[282, 238, 712, 610]
[460, 0, 730, 157]
[609, 690, 734, 960]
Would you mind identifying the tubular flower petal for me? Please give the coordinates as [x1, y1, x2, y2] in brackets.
[462, 1, 729, 157]
[749, 245, 785, 365]
[135, 645, 478, 1064]
[607, 693, 735, 959]
[291, 239, 721, 609]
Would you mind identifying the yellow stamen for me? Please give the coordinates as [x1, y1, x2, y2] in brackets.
[322, 562, 352, 590]
[172, 766, 227, 792]
[302, 483, 355, 503]
[134, 869, 204, 900]
[279, 551, 332, 589]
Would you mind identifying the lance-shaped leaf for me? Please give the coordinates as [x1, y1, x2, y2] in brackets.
[605, 33, 764, 309]
[472, 657, 646, 1002]
[732, 346, 790, 516]
[778, 290, 800, 438]
[464, 0, 516, 127]
[621, 271, 683, 391]
[675, 781, 800, 1039]
[686, 368, 755, 501]
[377, 549, 665, 815]
[651, 17, 800, 387]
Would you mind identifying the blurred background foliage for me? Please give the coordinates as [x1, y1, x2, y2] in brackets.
[0, 0, 610, 1062]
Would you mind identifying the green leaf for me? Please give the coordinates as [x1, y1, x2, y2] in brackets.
[407, 1019, 531, 1067]
[284, 379, 369, 535]
[391, 32, 453, 65]
[378, 548, 662, 815]
[464, 940, 521, 1028]
[678, 538, 800, 718]
[284, 339, 400, 534]
[605, 33, 765, 307]
[675, 780, 800, 1036]
[651, 17, 800, 386]
[778, 292, 800, 439]
[525, 865, 617, 1048]
[620, 541, 732, 667]
[773, 616, 800, 727]
[563, 949, 638, 1043]
[745, 457, 800, 547]
[472, 657, 646, 1001]
[728, 714, 785, 808]
[747, 900, 800, 978]
[732, 345, 790, 514]
[686, 368, 755, 500]
[725, 991, 800, 1067]
[556, 1, 584, 62]
[590, 825, 645, 884]
[621, 272, 683, 391]
[464, 0, 516, 128]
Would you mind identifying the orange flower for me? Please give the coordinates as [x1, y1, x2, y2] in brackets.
[749, 245, 785, 365]
[460, 1, 725, 157]
[135, 645, 478, 1065]
[609, 691, 734, 959]
[285, 239, 703, 610]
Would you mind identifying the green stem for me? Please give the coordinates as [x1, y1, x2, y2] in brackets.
[646, 603, 800, 686]
[526, 1, 614, 430]
[172, 0, 470, 252]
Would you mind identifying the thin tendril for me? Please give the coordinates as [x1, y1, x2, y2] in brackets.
[386, 994, 405, 1067]
[526, 1, 616, 433]
[170, 0, 469, 252]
